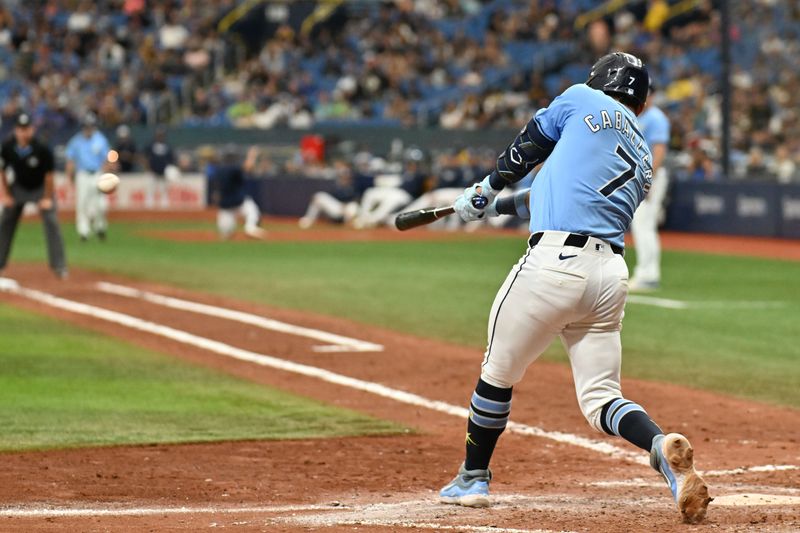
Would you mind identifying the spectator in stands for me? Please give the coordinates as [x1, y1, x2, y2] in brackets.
[772, 144, 798, 184]
[744, 146, 772, 182]
[686, 140, 717, 182]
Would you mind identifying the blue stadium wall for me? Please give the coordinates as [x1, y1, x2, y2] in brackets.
[666, 182, 800, 239]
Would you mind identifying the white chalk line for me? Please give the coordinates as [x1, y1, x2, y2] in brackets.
[0, 503, 336, 518]
[703, 464, 800, 476]
[627, 294, 787, 310]
[2, 281, 797, 475]
[95, 281, 383, 353]
[2, 498, 579, 531]
[589, 478, 800, 494]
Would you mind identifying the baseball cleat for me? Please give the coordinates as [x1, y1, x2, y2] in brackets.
[629, 279, 660, 292]
[650, 433, 712, 524]
[439, 463, 491, 507]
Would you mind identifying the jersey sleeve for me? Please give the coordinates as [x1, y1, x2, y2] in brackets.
[533, 84, 584, 143]
[645, 111, 670, 145]
[65, 137, 77, 161]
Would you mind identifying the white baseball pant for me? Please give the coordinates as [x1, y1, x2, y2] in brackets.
[356, 187, 412, 228]
[630, 167, 669, 283]
[480, 231, 629, 432]
[147, 177, 170, 210]
[217, 197, 261, 238]
[75, 170, 108, 238]
[300, 192, 356, 226]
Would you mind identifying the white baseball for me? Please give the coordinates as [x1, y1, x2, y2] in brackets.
[97, 172, 120, 194]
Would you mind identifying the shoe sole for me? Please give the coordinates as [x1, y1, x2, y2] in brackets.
[440, 494, 490, 508]
[663, 433, 712, 524]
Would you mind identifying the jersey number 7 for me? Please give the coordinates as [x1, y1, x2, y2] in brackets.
[599, 145, 637, 198]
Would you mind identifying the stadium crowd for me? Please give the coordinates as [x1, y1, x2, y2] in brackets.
[0, 1, 798, 182]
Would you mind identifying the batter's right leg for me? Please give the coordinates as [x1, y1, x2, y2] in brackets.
[299, 192, 344, 228]
[471, 247, 585, 467]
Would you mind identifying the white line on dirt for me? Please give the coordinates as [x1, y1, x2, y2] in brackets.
[277, 519, 569, 533]
[627, 295, 786, 310]
[0, 503, 336, 518]
[703, 464, 800, 476]
[95, 281, 384, 353]
[588, 479, 800, 494]
[3, 282, 643, 464]
[1, 498, 577, 532]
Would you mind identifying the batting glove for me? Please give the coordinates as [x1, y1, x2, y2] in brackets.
[454, 176, 501, 221]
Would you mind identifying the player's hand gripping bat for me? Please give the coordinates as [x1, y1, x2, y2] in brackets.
[395, 195, 488, 231]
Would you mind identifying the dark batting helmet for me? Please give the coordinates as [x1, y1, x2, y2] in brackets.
[586, 52, 649, 108]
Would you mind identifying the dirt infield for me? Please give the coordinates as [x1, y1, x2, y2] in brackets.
[1, 263, 798, 532]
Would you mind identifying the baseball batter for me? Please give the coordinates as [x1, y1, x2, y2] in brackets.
[439, 53, 711, 524]
[630, 82, 671, 290]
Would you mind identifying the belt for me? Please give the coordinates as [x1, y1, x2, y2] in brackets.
[528, 232, 624, 255]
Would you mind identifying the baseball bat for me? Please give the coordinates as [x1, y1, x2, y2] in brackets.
[395, 196, 488, 231]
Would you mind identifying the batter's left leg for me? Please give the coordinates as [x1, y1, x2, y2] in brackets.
[562, 326, 710, 523]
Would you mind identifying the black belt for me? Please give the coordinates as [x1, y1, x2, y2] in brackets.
[528, 232, 624, 255]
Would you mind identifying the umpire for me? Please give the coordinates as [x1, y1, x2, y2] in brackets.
[0, 113, 67, 278]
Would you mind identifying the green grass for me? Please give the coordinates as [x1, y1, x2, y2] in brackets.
[7, 218, 800, 409]
[0, 303, 401, 451]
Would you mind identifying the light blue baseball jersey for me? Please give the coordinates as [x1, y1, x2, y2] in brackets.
[638, 105, 670, 147]
[528, 84, 653, 248]
[65, 130, 111, 172]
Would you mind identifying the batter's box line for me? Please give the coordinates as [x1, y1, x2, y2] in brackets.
[94, 281, 384, 353]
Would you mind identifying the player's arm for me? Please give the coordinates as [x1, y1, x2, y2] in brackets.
[64, 138, 77, 182]
[243, 146, 258, 174]
[651, 142, 666, 171]
[455, 87, 576, 221]
[486, 117, 557, 191]
[485, 189, 531, 219]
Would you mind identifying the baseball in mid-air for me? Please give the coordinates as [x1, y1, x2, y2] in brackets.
[97, 172, 120, 194]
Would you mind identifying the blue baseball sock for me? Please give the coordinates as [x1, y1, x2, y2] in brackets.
[600, 397, 663, 452]
[464, 379, 512, 471]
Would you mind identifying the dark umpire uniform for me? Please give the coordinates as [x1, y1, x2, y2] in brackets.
[0, 113, 67, 278]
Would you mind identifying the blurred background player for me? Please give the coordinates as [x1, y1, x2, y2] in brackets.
[145, 126, 176, 209]
[298, 160, 363, 229]
[629, 81, 671, 291]
[206, 145, 266, 240]
[395, 150, 470, 230]
[113, 125, 138, 174]
[0, 113, 67, 279]
[353, 148, 428, 229]
[65, 113, 112, 241]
